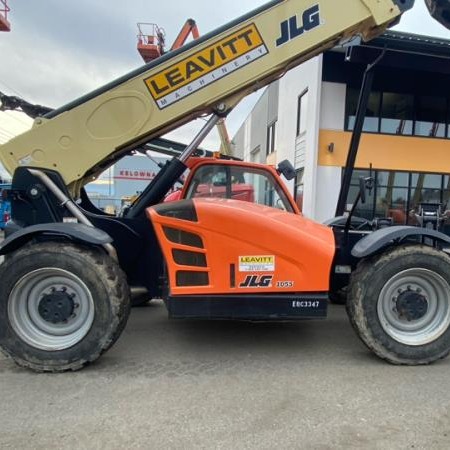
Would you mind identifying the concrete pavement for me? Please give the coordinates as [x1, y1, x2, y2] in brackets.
[0, 301, 450, 449]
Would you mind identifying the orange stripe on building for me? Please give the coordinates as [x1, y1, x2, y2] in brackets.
[318, 130, 450, 173]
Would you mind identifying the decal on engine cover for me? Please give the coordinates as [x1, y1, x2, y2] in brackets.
[239, 255, 275, 272]
[144, 23, 268, 109]
[276, 281, 294, 288]
[239, 275, 273, 288]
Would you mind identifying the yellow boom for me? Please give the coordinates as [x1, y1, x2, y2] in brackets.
[0, 0, 413, 194]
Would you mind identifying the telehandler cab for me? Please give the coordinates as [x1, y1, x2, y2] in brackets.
[0, 0, 450, 372]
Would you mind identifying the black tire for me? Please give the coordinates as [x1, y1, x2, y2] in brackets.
[347, 245, 450, 365]
[0, 241, 130, 372]
[329, 287, 348, 305]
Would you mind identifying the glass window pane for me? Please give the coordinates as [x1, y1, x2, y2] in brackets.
[347, 185, 374, 220]
[380, 92, 413, 135]
[376, 186, 408, 224]
[415, 95, 447, 138]
[444, 176, 450, 190]
[184, 164, 294, 212]
[377, 171, 409, 188]
[411, 173, 442, 189]
[349, 169, 370, 185]
[376, 171, 390, 186]
[410, 174, 443, 216]
[346, 88, 380, 132]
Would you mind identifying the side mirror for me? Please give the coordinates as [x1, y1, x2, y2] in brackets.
[277, 160, 296, 181]
[359, 176, 374, 204]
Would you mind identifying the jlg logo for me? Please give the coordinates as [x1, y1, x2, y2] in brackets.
[276, 4, 321, 47]
[239, 275, 273, 288]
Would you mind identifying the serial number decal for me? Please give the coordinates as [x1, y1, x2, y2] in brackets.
[239, 255, 275, 272]
[292, 300, 320, 309]
[144, 23, 268, 109]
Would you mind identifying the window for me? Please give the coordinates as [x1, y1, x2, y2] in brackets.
[345, 88, 450, 138]
[346, 168, 450, 227]
[415, 95, 447, 138]
[296, 90, 309, 136]
[346, 89, 381, 133]
[266, 121, 276, 156]
[294, 168, 304, 212]
[185, 164, 294, 212]
[380, 92, 414, 135]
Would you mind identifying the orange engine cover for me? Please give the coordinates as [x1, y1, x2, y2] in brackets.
[147, 199, 335, 296]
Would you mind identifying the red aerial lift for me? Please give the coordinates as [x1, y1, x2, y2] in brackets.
[170, 19, 199, 51]
[137, 18, 199, 63]
[136, 23, 165, 63]
[0, 0, 10, 32]
[137, 18, 232, 155]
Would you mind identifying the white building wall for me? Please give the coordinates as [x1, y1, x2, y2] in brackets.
[231, 59, 350, 222]
[276, 55, 323, 219]
[315, 166, 342, 223]
[320, 82, 346, 130]
[232, 88, 270, 163]
[316, 81, 347, 221]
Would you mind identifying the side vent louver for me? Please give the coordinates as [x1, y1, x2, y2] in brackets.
[163, 227, 204, 248]
[172, 249, 207, 267]
[176, 271, 209, 287]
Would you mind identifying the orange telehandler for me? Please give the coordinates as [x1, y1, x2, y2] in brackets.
[0, 0, 449, 372]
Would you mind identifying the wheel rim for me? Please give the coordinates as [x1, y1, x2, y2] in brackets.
[377, 268, 450, 346]
[8, 268, 95, 351]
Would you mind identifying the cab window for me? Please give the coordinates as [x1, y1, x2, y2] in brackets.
[185, 165, 294, 212]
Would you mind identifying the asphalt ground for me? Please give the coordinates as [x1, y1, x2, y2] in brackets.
[0, 231, 450, 449]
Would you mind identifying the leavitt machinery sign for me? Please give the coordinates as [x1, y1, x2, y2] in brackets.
[145, 23, 268, 109]
[239, 255, 275, 272]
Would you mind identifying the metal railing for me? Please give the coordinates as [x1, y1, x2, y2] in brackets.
[137, 23, 165, 48]
[0, 0, 10, 20]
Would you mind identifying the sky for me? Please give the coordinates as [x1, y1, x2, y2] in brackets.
[0, 0, 448, 180]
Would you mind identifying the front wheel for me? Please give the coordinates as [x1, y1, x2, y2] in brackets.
[347, 245, 450, 365]
[0, 242, 130, 372]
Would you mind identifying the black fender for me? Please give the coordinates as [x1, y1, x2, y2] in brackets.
[324, 215, 370, 229]
[351, 225, 450, 258]
[0, 222, 112, 256]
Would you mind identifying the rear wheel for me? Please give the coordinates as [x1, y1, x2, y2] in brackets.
[347, 245, 450, 365]
[0, 241, 130, 372]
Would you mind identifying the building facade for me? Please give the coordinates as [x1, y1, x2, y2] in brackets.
[232, 31, 450, 225]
